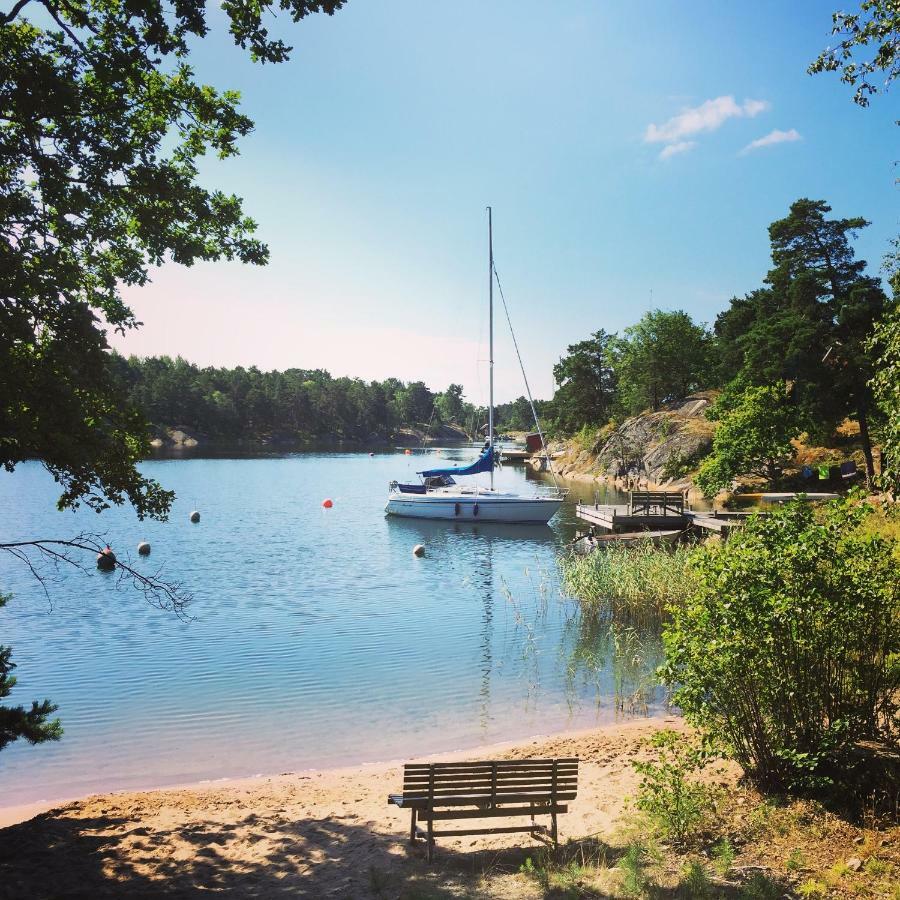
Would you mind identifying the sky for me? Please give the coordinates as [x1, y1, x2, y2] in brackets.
[110, 0, 899, 404]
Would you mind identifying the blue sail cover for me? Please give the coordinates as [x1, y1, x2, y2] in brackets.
[418, 446, 494, 478]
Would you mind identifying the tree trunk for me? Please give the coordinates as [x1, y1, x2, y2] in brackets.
[857, 398, 875, 490]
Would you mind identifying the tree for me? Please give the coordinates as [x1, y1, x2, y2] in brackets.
[809, 1, 900, 110]
[0, 591, 61, 752]
[1, 0, 343, 517]
[393, 381, 434, 427]
[714, 199, 888, 484]
[434, 384, 466, 425]
[551, 330, 618, 433]
[613, 310, 714, 415]
[695, 382, 805, 497]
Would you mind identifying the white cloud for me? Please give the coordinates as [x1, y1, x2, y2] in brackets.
[659, 140, 697, 160]
[740, 128, 802, 154]
[645, 95, 770, 145]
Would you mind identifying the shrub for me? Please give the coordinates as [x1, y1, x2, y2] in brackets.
[632, 729, 720, 843]
[661, 497, 900, 792]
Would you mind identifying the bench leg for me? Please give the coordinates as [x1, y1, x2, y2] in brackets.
[409, 809, 417, 844]
[551, 810, 558, 849]
[427, 817, 434, 863]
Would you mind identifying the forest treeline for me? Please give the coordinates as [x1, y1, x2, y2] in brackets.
[110, 355, 544, 443]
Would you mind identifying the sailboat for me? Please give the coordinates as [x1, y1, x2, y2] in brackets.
[385, 209, 564, 525]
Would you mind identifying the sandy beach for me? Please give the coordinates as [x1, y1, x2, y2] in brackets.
[0, 716, 693, 898]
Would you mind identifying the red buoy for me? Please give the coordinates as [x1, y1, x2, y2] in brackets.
[322, 498, 333, 508]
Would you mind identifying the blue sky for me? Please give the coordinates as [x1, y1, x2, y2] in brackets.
[113, 0, 899, 403]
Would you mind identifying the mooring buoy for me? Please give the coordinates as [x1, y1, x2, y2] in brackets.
[190, 510, 200, 523]
[322, 498, 334, 509]
[413, 544, 425, 557]
[96, 547, 116, 571]
[137, 541, 151, 556]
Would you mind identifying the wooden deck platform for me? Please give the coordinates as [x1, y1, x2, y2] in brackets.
[575, 502, 761, 537]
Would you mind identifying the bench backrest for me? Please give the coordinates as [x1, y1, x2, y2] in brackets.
[401, 758, 578, 808]
[629, 491, 684, 515]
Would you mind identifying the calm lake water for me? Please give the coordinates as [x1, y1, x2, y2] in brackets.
[0, 450, 665, 809]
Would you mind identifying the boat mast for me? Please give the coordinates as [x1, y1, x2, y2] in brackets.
[487, 206, 494, 491]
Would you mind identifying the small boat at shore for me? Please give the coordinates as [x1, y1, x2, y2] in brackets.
[573, 529, 683, 554]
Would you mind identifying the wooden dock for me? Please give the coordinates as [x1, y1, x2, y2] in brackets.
[575, 492, 762, 538]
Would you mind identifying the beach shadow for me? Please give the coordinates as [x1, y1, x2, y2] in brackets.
[0, 805, 628, 899]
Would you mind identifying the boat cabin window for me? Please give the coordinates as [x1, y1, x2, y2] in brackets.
[423, 475, 456, 489]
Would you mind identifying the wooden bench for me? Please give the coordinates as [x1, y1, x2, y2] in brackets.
[628, 490, 685, 517]
[388, 757, 578, 861]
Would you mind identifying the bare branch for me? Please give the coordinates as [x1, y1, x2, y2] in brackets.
[0, 533, 193, 620]
[1, 0, 34, 26]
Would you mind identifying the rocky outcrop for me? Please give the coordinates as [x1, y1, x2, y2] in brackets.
[554, 392, 717, 490]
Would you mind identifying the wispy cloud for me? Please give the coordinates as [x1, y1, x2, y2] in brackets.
[740, 128, 802, 154]
[659, 140, 697, 160]
[645, 96, 770, 145]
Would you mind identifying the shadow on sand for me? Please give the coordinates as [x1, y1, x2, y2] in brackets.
[0, 804, 788, 899]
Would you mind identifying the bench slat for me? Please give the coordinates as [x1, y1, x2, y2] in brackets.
[403, 773, 577, 788]
[422, 803, 568, 822]
[404, 758, 577, 771]
[403, 781, 576, 796]
[396, 791, 577, 807]
[403, 766, 578, 781]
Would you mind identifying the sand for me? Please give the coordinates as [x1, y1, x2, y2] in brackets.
[0, 716, 689, 898]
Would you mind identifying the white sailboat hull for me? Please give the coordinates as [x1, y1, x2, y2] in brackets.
[385, 493, 562, 524]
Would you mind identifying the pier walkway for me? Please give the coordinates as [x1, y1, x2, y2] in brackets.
[575, 492, 759, 537]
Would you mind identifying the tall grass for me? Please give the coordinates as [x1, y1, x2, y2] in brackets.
[560, 541, 698, 627]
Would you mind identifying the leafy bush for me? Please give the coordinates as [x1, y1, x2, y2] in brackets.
[632, 729, 720, 843]
[661, 497, 900, 792]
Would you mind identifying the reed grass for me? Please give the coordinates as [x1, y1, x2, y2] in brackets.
[560, 541, 698, 627]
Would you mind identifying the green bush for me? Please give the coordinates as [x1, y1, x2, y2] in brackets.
[632, 729, 720, 844]
[661, 497, 900, 792]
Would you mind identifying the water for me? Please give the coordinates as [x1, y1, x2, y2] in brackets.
[0, 450, 664, 809]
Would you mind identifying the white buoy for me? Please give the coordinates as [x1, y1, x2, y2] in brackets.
[413, 544, 425, 557]
[190, 510, 200, 523]
[137, 541, 151, 556]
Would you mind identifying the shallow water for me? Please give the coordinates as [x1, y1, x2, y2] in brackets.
[0, 450, 665, 808]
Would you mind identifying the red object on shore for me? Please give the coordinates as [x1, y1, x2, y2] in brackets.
[322, 498, 333, 508]
[525, 432, 542, 454]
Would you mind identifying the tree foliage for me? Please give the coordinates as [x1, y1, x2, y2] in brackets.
[695, 382, 805, 497]
[613, 310, 715, 416]
[551, 330, 618, 433]
[0, 592, 61, 752]
[548, 312, 715, 435]
[109, 355, 490, 441]
[1, 0, 343, 517]
[715, 199, 888, 482]
[662, 497, 900, 792]
[809, 0, 900, 109]
[870, 301, 900, 493]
